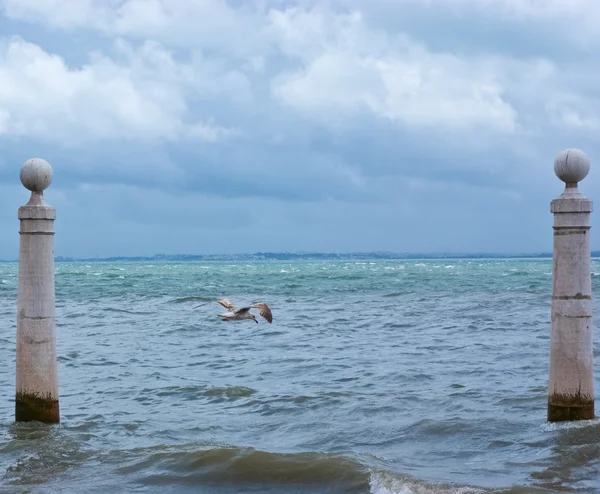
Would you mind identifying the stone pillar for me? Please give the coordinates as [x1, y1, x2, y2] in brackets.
[15, 158, 59, 423]
[548, 148, 594, 422]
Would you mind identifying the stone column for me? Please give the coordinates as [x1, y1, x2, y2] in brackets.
[548, 148, 594, 422]
[15, 158, 59, 423]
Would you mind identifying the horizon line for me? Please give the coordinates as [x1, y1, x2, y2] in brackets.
[0, 250, 566, 262]
[3, 250, 600, 262]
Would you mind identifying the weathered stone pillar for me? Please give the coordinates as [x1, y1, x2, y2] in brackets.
[548, 148, 594, 422]
[15, 158, 59, 423]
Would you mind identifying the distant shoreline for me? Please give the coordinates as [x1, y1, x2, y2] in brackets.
[2, 251, 600, 263]
[0, 252, 565, 262]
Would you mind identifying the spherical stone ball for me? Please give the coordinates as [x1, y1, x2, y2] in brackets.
[20, 158, 53, 192]
[554, 148, 590, 184]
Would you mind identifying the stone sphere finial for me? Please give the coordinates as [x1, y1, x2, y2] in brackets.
[20, 158, 53, 192]
[554, 148, 590, 184]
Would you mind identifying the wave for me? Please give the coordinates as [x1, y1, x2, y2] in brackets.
[153, 385, 257, 401]
[170, 296, 215, 304]
[369, 470, 487, 494]
[100, 307, 156, 315]
[0, 432, 552, 493]
[118, 446, 370, 493]
[112, 446, 506, 494]
[382, 291, 414, 297]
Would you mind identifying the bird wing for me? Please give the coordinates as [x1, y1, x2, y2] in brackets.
[217, 298, 236, 310]
[250, 303, 273, 323]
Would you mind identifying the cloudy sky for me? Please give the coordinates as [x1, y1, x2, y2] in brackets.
[0, 0, 599, 258]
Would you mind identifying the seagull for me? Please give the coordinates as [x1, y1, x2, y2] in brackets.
[193, 298, 273, 324]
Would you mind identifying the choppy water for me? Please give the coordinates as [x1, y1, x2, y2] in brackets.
[0, 259, 599, 493]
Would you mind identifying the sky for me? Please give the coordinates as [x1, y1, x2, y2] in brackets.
[1, 0, 600, 258]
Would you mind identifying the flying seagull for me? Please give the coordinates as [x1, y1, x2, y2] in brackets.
[194, 298, 273, 324]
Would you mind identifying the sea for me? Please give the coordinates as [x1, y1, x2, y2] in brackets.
[0, 258, 599, 493]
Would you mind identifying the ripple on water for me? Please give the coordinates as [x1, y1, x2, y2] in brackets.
[0, 259, 598, 492]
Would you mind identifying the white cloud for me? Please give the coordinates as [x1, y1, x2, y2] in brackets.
[0, 0, 268, 56]
[269, 7, 517, 132]
[546, 101, 600, 132]
[0, 37, 238, 143]
[0, 107, 9, 133]
[1, 0, 599, 141]
[391, 0, 600, 22]
[272, 48, 518, 132]
[416, 0, 600, 47]
[0, 0, 110, 29]
[465, 0, 600, 20]
[187, 121, 242, 142]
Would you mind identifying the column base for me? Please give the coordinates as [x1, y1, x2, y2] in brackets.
[548, 396, 594, 422]
[15, 392, 59, 423]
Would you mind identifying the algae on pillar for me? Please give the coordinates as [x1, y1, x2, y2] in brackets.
[548, 148, 594, 422]
[15, 158, 59, 423]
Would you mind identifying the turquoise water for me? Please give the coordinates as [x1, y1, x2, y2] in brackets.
[0, 259, 599, 493]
